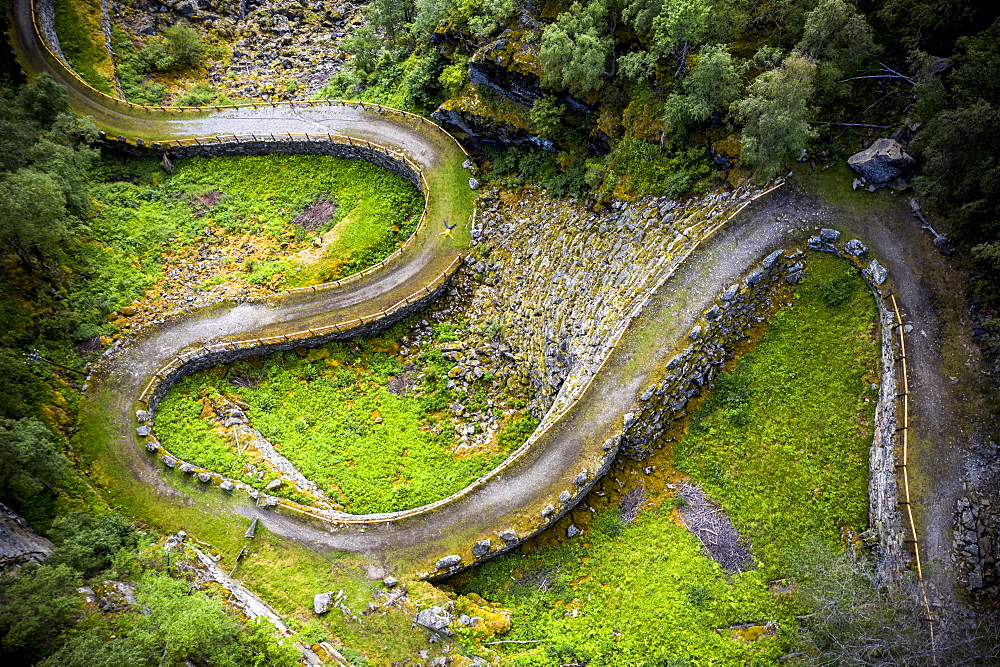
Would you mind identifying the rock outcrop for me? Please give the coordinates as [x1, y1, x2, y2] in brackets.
[0, 503, 53, 571]
[847, 138, 914, 187]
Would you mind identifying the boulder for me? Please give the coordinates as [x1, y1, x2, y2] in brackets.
[573, 470, 589, 486]
[762, 249, 784, 270]
[313, 591, 333, 614]
[847, 138, 914, 185]
[745, 268, 766, 287]
[498, 529, 517, 544]
[435, 554, 462, 570]
[472, 539, 492, 557]
[567, 524, 582, 538]
[541, 504, 555, 517]
[558, 490, 571, 504]
[0, 502, 53, 571]
[844, 239, 868, 256]
[865, 259, 888, 285]
[819, 228, 840, 243]
[414, 606, 453, 635]
[469, 178, 480, 190]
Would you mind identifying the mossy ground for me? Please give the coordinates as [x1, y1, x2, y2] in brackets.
[87, 153, 421, 341]
[53, 0, 115, 94]
[155, 316, 538, 514]
[451, 252, 879, 666]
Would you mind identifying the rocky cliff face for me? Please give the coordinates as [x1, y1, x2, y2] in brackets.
[432, 24, 597, 151]
[0, 503, 53, 572]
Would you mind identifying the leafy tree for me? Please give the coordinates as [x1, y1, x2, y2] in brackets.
[15, 74, 69, 127]
[0, 417, 71, 510]
[0, 77, 97, 268]
[463, 0, 516, 39]
[342, 26, 383, 77]
[412, 0, 456, 43]
[47, 513, 137, 576]
[365, 0, 417, 41]
[910, 100, 1000, 243]
[37, 629, 145, 667]
[0, 169, 72, 264]
[0, 564, 82, 661]
[124, 572, 300, 665]
[540, 1, 613, 96]
[529, 95, 566, 140]
[405, 49, 446, 110]
[0, 350, 51, 418]
[947, 16, 1000, 108]
[663, 44, 743, 131]
[161, 25, 205, 69]
[795, 0, 877, 100]
[732, 54, 818, 179]
[136, 25, 206, 72]
[439, 55, 469, 96]
[623, 0, 735, 76]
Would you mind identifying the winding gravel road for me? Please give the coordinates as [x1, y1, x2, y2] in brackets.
[10, 0, 967, 607]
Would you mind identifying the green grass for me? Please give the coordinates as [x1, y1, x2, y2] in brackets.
[71, 154, 421, 340]
[72, 392, 434, 663]
[53, 0, 114, 94]
[155, 319, 537, 514]
[463, 503, 793, 666]
[458, 253, 878, 666]
[675, 252, 878, 570]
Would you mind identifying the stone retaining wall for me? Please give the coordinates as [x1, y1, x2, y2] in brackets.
[146, 279, 449, 417]
[582, 232, 907, 579]
[468, 185, 771, 420]
[102, 137, 424, 192]
[618, 247, 794, 460]
[135, 278, 453, 516]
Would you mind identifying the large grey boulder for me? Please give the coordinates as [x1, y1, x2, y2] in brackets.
[313, 591, 333, 614]
[435, 554, 461, 570]
[414, 606, 453, 635]
[847, 138, 914, 185]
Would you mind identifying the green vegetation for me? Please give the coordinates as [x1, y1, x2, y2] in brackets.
[459, 253, 878, 665]
[52, 0, 114, 94]
[111, 25, 215, 105]
[675, 253, 877, 568]
[0, 513, 301, 666]
[464, 503, 790, 666]
[156, 319, 537, 513]
[81, 153, 421, 328]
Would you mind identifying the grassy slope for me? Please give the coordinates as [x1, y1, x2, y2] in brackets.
[53, 0, 113, 94]
[155, 317, 538, 514]
[458, 252, 878, 666]
[76, 154, 421, 339]
[675, 252, 878, 569]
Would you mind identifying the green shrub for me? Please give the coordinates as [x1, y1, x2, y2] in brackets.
[817, 270, 856, 307]
[173, 83, 218, 107]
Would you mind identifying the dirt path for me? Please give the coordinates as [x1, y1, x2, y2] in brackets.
[11, 0, 973, 603]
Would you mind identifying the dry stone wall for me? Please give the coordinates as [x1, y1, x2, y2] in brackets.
[466, 184, 772, 420]
[618, 247, 794, 461]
